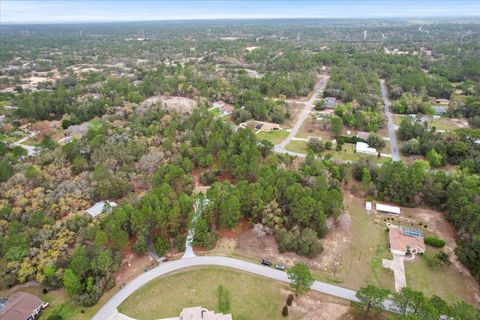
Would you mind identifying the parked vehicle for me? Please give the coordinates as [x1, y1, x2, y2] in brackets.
[275, 264, 285, 270]
[261, 259, 272, 266]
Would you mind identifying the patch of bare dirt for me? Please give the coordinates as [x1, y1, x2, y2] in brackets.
[139, 96, 197, 114]
[280, 288, 354, 320]
[235, 213, 352, 275]
[115, 251, 156, 286]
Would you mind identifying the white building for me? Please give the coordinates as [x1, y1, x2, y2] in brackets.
[212, 101, 225, 109]
[355, 142, 377, 156]
[85, 201, 117, 218]
[376, 203, 400, 215]
[365, 201, 372, 212]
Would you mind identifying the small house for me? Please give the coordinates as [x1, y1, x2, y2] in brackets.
[259, 122, 281, 131]
[324, 97, 337, 109]
[0, 292, 47, 320]
[435, 98, 449, 105]
[221, 104, 235, 116]
[356, 131, 370, 141]
[212, 101, 225, 109]
[355, 142, 377, 156]
[387, 224, 425, 256]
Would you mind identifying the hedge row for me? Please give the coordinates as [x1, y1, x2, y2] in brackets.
[424, 236, 445, 248]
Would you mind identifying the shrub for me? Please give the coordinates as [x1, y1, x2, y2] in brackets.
[307, 137, 324, 153]
[325, 140, 332, 150]
[286, 293, 294, 306]
[282, 305, 289, 317]
[424, 236, 445, 248]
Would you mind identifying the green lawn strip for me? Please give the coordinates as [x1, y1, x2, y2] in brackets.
[118, 266, 287, 320]
[256, 130, 290, 145]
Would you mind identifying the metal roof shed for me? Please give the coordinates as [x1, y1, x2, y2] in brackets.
[376, 203, 400, 214]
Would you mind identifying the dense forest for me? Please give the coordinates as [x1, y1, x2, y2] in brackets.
[0, 19, 479, 318]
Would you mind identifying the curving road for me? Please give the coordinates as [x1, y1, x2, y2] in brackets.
[12, 132, 38, 156]
[93, 256, 395, 320]
[380, 79, 400, 161]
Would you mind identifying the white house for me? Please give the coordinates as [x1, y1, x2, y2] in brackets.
[212, 101, 225, 109]
[376, 203, 400, 215]
[355, 142, 377, 156]
[85, 201, 117, 218]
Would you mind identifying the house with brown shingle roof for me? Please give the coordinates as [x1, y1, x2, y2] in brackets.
[0, 292, 47, 320]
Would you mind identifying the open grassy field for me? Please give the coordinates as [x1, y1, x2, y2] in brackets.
[256, 130, 290, 144]
[335, 194, 395, 292]
[118, 266, 290, 320]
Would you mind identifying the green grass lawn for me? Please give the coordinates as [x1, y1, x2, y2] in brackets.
[285, 140, 308, 154]
[334, 195, 395, 292]
[428, 117, 463, 131]
[405, 251, 479, 305]
[118, 266, 289, 320]
[256, 130, 290, 145]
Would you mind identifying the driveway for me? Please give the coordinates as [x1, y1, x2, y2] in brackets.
[275, 76, 328, 153]
[380, 79, 400, 161]
[183, 198, 209, 259]
[92, 255, 395, 320]
[382, 254, 406, 292]
[12, 132, 38, 156]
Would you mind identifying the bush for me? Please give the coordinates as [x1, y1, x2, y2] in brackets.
[282, 305, 289, 317]
[286, 293, 294, 306]
[325, 140, 332, 150]
[47, 316, 63, 320]
[307, 138, 324, 153]
[424, 236, 445, 248]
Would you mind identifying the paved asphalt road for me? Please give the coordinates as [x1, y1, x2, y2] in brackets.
[93, 256, 395, 320]
[275, 76, 328, 153]
[380, 79, 400, 161]
[93, 256, 355, 320]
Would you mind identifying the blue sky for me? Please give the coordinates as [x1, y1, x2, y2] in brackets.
[1, 1, 479, 24]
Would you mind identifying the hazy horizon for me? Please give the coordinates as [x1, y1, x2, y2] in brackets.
[1, 0, 480, 24]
